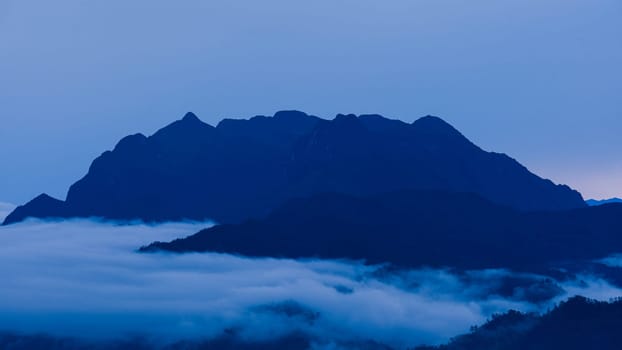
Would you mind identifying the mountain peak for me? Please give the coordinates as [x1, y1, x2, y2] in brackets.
[273, 110, 309, 120]
[152, 112, 214, 142]
[182, 112, 201, 123]
[32, 193, 58, 202]
[2, 193, 66, 225]
[412, 115, 462, 136]
[413, 115, 453, 127]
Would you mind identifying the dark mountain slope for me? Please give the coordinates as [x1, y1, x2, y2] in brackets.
[416, 296, 622, 350]
[3, 111, 584, 225]
[141, 191, 622, 270]
[3, 194, 69, 223]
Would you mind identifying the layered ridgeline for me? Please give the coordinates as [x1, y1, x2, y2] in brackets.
[586, 198, 622, 206]
[3, 111, 585, 225]
[141, 190, 622, 270]
[416, 296, 622, 350]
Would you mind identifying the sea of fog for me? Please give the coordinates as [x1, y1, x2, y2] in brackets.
[0, 217, 621, 349]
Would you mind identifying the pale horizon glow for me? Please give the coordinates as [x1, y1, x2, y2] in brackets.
[0, 202, 16, 222]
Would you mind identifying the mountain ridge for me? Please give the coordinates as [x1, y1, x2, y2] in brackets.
[140, 189, 620, 271]
[3, 111, 585, 225]
[587, 198, 622, 206]
[416, 296, 622, 350]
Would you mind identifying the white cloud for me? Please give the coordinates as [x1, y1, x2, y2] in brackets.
[0, 219, 620, 349]
[599, 254, 622, 268]
[557, 275, 622, 302]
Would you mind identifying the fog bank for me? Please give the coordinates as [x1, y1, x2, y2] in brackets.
[0, 220, 620, 349]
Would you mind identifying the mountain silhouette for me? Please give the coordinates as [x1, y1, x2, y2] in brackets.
[586, 198, 622, 206]
[3, 111, 585, 225]
[141, 190, 622, 271]
[416, 296, 622, 350]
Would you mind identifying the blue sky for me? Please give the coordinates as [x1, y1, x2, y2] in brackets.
[1, 0, 620, 204]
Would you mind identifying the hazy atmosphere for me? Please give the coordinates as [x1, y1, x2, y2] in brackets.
[2, 2, 622, 349]
[1, 218, 621, 348]
[1, 0, 621, 204]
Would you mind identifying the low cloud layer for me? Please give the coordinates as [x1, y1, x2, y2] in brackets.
[0, 220, 621, 349]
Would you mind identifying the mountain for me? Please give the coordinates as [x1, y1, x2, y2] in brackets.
[587, 198, 622, 206]
[415, 296, 622, 350]
[140, 190, 622, 271]
[3, 111, 585, 225]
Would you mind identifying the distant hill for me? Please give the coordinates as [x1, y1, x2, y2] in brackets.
[141, 190, 622, 271]
[3, 111, 585, 225]
[415, 296, 622, 350]
[3, 296, 622, 349]
[586, 198, 622, 206]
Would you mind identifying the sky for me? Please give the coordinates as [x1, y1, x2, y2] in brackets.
[0, 0, 621, 204]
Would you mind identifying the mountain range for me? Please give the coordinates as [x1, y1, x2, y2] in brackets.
[141, 189, 622, 271]
[3, 111, 585, 226]
[3, 110, 621, 348]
